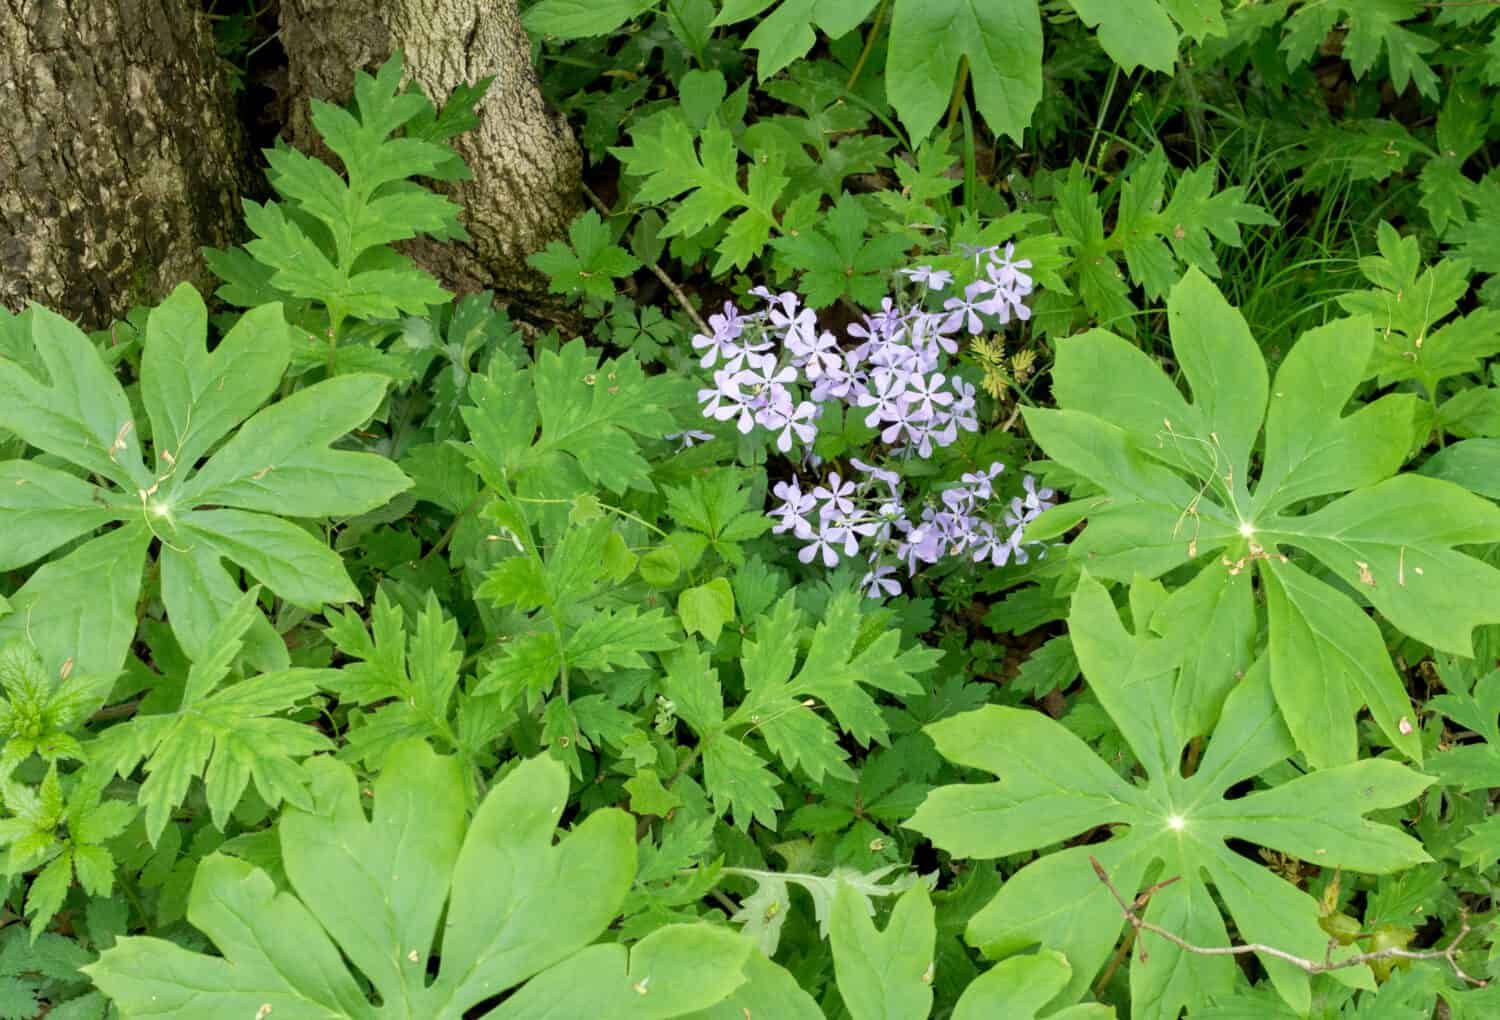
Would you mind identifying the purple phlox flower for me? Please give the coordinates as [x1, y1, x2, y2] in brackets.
[850, 457, 901, 495]
[772, 399, 818, 453]
[665, 429, 715, 450]
[859, 367, 911, 427]
[926, 408, 959, 451]
[941, 281, 996, 336]
[960, 461, 1005, 501]
[799, 329, 845, 381]
[898, 264, 953, 292]
[986, 242, 1034, 293]
[1018, 474, 1057, 514]
[969, 521, 1016, 567]
[799, 512, 865, 567]
[896, 521, 944, 575]
[861, 563, 903, 598]
[699, 367, 748, 423]
[771, 477, 818, 539]
[1002, 474, 1059, 563]
[942, 485, 976, 515]
[868, 297, 908, 338]
[903, 371, 954, 421]
[809, 362, 849, 404]
[812, 472, 857, 517]
[908, 310, 960, 358]
[879, 398, 925, 447]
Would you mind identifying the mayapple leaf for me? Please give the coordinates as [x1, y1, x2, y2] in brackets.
[1025, 268, 1500, 765]
[907, 574, 1432, 1019]
[887, 0, 1043, 144]
[0, 284, 410, 678]
[830, 881, 935, 1020]
[86, 742, 754, 1019]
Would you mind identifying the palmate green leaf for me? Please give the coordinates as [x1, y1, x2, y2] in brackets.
[0, 284, 409, 680]
[0, 640, 112, 776]
[89, 589, 333, 843]
[522, 0, 658, 37]
[831, 882, 935, 1020]
[907, 575, 1432, 1019]
[769, 194, 910, 307]
[463, 339, 676, 497]
[610, 114, 787, 274]
[1025, 268, 1500, 766]
[528, 210, 643, 303]
[86, 741, 754, 1019]
[1337, 222, 1500, 393]
[1281, 0, 1438, 99]
[887, 0, 1042, 144]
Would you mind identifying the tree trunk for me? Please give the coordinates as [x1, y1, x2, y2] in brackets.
[0, 0, 245, 328]
[279, 0, 582, 301]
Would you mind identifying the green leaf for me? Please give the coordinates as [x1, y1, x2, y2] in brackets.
[887, 0, 1043, 144]
[0, 285, 408, 677]
[1423, 439, 1500, 499]
[679, 579, 736, 644]
[528, 210, 643, 303]
[522, 0, 657, 36]
[907, 574, 1432, 1018]
[830, 882, 935, 1020]
[611, 115, 786, 273]
[90, 588, 332, 842]
[1067, 0, 1178, 71]
[952, 951, 1114, 1019]
[215, 53, 464, 319]
[1029, 269, 1497, 764]
[88, 743, 749, 1018]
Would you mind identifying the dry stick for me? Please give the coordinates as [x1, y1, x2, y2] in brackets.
[1088, 856, 1489, 988]
[579, 183, 711, 337]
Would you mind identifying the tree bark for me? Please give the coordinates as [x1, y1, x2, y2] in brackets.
[279, 0, 582, 302]
[0, 0, 245, 328]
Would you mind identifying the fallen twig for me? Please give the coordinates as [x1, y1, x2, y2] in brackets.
[1088, 855, 1488, 987]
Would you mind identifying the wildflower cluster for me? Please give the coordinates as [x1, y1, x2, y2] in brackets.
[685, 245, 1059, 597]
[691, 242, 1034, 459]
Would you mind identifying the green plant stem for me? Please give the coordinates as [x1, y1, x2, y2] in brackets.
[944, 57, 970, 133]
[1083, 66, 1120, 174]
[421, 492, 487, 563]
[846, 0, 890, 91]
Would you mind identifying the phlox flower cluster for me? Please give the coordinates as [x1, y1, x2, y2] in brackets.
[681, 243, 1052, 597]
[770, 461, 1056, 598]
[690, 242, 1034, 459]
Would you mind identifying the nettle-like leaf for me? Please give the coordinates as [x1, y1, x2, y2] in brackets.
[463, 338, 677, 500]
[1023, 268, 1500, 766]
[769, 193, 911, 308]
[528, 209, 643, 303]
[1044, 156, 1274, 337]
[663, 590, 938, 830]
[0, 770, 135, 938]
[86, 741, 754, 1019]
[1336, 222, 1500, 400]
[89, 588, 333, 844]
[0, 285, 410, 680]
[827, 883, 1113, 1020]
[611, 113, 788, 274]
[323, 588, 507, 774]
[1281, 0, 1439, 100]
[205, 52, 472, 325]
[907, 574, 1434, 1019]
[0, 641, 110, 776]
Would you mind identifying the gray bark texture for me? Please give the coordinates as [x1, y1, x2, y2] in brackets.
[280, 0, 582, 300]
[0, 0, 245, 327]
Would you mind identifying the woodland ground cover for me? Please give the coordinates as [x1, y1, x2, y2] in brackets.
[2, 1, 1500, 1017]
